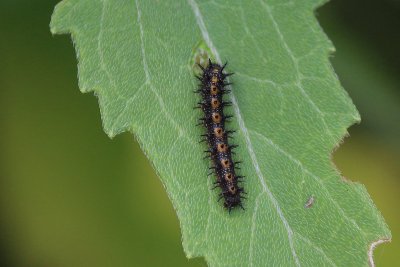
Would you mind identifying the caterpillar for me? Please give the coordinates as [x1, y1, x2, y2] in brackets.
[195, 59, 245, 211]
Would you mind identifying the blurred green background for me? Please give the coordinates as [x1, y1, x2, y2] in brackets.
[0, 0, 399, 266]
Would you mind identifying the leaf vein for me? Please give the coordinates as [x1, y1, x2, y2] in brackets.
[135, 0, 196, 145]
[249, 130, 366, 238]
[259, 0, 335, 142]
[297, 234, 337, 266]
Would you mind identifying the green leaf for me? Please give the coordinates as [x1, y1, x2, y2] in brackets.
[50, 0, 391, 266]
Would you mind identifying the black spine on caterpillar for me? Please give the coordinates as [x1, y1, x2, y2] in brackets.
[196, 59, 245, 212]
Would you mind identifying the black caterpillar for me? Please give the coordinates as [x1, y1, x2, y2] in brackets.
[195, 59, 245, 211]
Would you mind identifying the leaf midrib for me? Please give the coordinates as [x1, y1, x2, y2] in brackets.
[188, 0, 301, 265]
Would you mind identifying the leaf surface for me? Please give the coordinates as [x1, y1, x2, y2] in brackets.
[50, 0, 390, 266]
